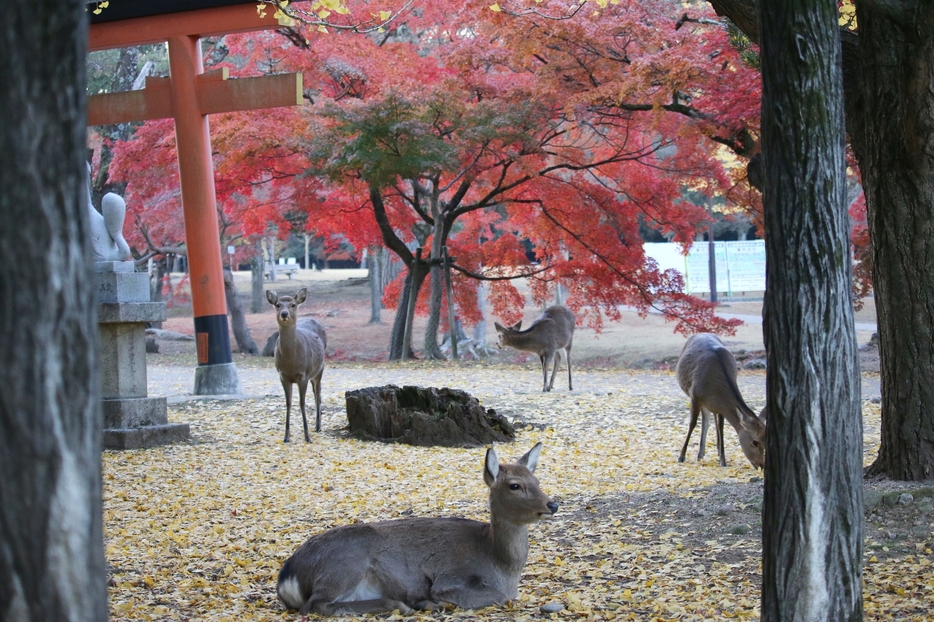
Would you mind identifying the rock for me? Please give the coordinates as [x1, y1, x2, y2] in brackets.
[715, 505, 731, 516]
[540, 602, 564, 614]
[864, 490, 883, 511]
[898, 493, 914, 505]
[730, 524, 750, 535]
[263, 332, 278, 357]
[742, 358, 767, 370]
[345, 385, 516, 447]
[145, 334, 159, 353]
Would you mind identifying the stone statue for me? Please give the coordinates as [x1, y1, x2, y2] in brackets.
[87, 163, 131, 262]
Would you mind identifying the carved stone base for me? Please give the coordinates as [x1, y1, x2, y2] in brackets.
[194, 362, 242, 395]
[103, 423, 191, 450]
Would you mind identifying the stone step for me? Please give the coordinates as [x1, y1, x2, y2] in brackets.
[103, 423, 190, 450]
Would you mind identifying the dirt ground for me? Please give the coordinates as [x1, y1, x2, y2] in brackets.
[134, 270, 933, 620]
[154, 268, 880, 371]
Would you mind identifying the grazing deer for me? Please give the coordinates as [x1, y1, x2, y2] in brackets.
[494, 305, 575, 392]
[277, 443, 558, 615]
[266, 288, 327, 442]
[675, 333, 767, 468]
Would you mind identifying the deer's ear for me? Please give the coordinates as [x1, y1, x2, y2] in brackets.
[295, 288, 307, 304]
[494, 322, 505, 333]
[484, 447, 500, 486]
[265, 290, 278, 305]
[510, 321, 522, 331]
[759, 406, 768, 422]
[516, 442, 542, 473]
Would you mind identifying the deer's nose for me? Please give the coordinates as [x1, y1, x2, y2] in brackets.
[280, 312, 289, 320]
[546, 501, 559, 514]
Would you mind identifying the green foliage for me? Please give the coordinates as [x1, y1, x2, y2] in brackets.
[725, 19, 760, 71]
[305, 92, 460, 188]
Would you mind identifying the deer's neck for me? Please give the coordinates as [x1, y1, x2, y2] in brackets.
[277, 321, 298, 342]
[506, 332, 544, 353]
[489, 518, 530, 572]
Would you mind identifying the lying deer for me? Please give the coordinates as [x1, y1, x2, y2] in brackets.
[675, 333, 767, 468]
[494, 305, 575, 392]
[266, 288, 327, 442]
[277, 442, 558, 615]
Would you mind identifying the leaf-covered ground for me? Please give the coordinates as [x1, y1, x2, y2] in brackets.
[104, 362, 932, 621]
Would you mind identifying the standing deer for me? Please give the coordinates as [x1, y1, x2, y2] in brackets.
[675, 333, 767, 468]
[494, 305, 575, 392]
[266, 288, 327, 442]
[276, 443, 558, 615]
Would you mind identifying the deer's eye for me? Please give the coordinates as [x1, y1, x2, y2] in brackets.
[752, 440, 760, 448]
[509, 483, 521, 491]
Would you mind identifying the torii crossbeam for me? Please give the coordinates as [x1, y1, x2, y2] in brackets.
[88, 2, 303, 395]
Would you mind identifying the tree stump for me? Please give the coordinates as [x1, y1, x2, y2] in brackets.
[345, 385, 515, 447]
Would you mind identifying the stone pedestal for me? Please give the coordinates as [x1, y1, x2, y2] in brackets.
[97, 261, 190, 449]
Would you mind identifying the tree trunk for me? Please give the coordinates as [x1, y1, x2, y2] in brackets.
[423, 228, 446, 360]
[224, 269, 258, 355]
[759, 2, 863, 619]
[707, 224, 717, 304]
[0, 2, 108, 620]
[708, 0, 934, 483]
[854, 5, 934, 480]
[368, 244, 383, 324]
[389, 262, 428, 360]
[251, 240, 264, 314]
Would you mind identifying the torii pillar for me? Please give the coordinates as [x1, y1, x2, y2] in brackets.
[88, 5, 302, 395]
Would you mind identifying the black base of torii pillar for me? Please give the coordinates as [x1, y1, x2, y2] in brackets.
[88, 3, 303, 395]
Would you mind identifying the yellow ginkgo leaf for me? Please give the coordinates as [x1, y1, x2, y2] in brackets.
[379, 10, 391, 21]
[490, 3, 501, 12]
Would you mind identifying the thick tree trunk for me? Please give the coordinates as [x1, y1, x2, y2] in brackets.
[854, 5, 934, 480]
[0, 2, 109, 620]
[224, 269, 258, 355]
[389, 263, 428, 360]
[710, 0, 934, 484]
[423, 228, 446, 360]
[251, 240, 264, 314]
[759, 2, 863, 620]
[368, 245, 383, 324]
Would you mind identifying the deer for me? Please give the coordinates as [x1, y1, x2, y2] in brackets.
[494, 305, 575, 392]
[276, 442, 558, 616]
[266, 288, 327, 442]
[675, 333, 767, 469]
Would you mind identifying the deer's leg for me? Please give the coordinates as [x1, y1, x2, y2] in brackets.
[282, 380, 293, 443]
[697, 408, 710, 461]
[715, 413, 727, 466]
[307, 599, 414, 616]
[678, 399, 702, 463]
[539, 354, 549, 392]
[312, 369, 323, 432]
[297, 379, 311, 442]
[545, 351, 560, 392]
[565, 346, 573, 390]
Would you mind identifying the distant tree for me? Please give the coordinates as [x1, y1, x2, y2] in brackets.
[0, 2, 108, 620]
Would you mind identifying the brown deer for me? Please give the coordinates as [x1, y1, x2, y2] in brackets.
[675, 333, 767, 468]
[266, 288, 327, 442]
[494, 305, 575, 392]
[276, 443, 558, 615]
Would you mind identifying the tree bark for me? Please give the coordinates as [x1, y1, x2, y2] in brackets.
[251, 240, 264, 314]
[854, 4, 934, 480]
[368, 245, 383, 324]
[758, 1, 863, 619]
[0, 2, 108, 620]
[711, 0, 934, 484]
[423, 222, 446, 360]
[224, 269, 258, 355]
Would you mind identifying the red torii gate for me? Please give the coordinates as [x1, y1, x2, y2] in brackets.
[88, 2, 302, 395]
